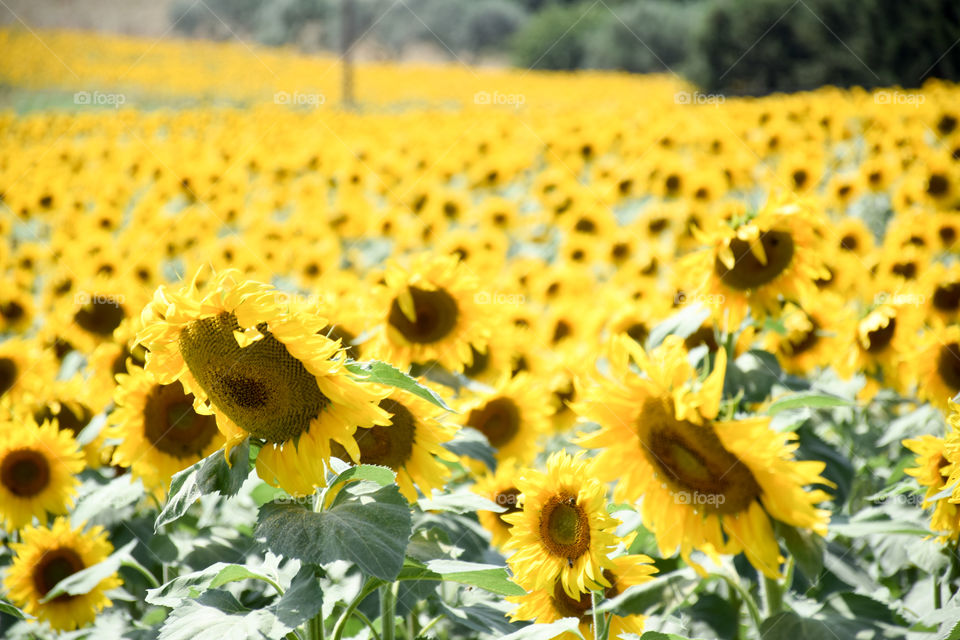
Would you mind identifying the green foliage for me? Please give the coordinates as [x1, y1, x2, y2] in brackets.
[509, 3, 609, 71]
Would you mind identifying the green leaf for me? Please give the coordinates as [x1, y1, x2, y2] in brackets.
[829, 518, 930, 537]
[255, 485, 412, 580]
[345, 360, 453, 411]
[758, 611, 837, 639]
[155, 440, 251, 532]
[776, 523, 824, 581]
[442, 426, 496, 470]
[418, 489, 504, 514]
[71, 475, 145, 525]
[593, 569, 695, 616]
[767, 392, 854, 415]
[0, 599, 31, 620]
[41, 539, 136, 603]
[640, 633, 700, 640]
[271, 565, 323, 630]
[398, 558, 525, 596]
[499, 617, 585, 640]
[209, 565, 275, 591]
[251, 482, 288, 507]
[647, 304, 711, 349]
[158, 589, 283, 640]
[147, 563, 268, 607]
[327, 464, 396, 492]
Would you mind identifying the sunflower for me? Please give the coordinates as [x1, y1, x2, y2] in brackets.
[473, 459, 525, 549]
[17, 378, 105, 468]
[904, 433, 960, 542]
[0, 418, 84, 531]
[327, 388, 457, 503]
[0, 337, 57, 402]
[366, 254, 490, 373]
[503, 451, 621, 598]
[108, 366, 224, 498]
[764, 295, 854, 376]
[575, 335, 831, 578]
[910, 325, 960, 411]
[921, 262, 960, 327]
[136, 268, 392, 497]
[457, 373, 552, 465]
[841, 303, 918, 393]
[508, 554, 657, 640]
[678, 195, 829, 329]
[3, 517, 122, 630]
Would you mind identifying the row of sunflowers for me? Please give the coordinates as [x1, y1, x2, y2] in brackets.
[1, 26, 960, 640]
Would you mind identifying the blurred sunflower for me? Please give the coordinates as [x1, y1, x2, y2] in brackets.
[904, 433, 959, 542]
[136, 268, 391, 497]
[0, 338, 57, 402]
[328, 388, 457, 503]
[508, 554, 657, 639]
[108, 366, 224, 498]
[0, 418, 84, 531]
[679, 196, 828, 328]
[473, 459, 524, 549]
[911, 325, 960, 411]
[575, 335, 831, 578]
[458, 373, 552, 465]
[765, 295, 853, 376]
[367, 255, 490, 373]
[4, 517, 122, 630]
[503, 451, 620, 598]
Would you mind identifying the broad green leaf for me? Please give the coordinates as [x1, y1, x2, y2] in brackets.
[758, 612, 840, 639]
[155, 440, 251, 532]
[499, 617, 585, 640]
[345, 360, 453, 411]
[442, 426, 496, 470]
[158, 589, 282, 640]
[251, 482, 288, 507]
[209, 565, 277, 591]
[41, 540, 136, 603]
[419, 490, 504, 514]
[640, 633, 700, 640]
[776, 523, 824, 581]
[398, 558, 525, 596]
[271, 565, 323, 630]
[593, 569, 695, 616]
[327, 464, 396, 492]
[71, 475, 145, 525]
[767, 392, 853, 415]
[0, 599, 31, 620]
[829, 518, 929, 537]
[255, 485, 412, 580]
[647, 304, 710, 349]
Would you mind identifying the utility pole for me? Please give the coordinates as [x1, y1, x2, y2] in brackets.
[341, 0, 356, 109]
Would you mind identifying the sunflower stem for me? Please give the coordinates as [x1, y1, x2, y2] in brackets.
[591, 590, 609, 640]
[418, 614, 444, 637]
[120, 560, 160, 589]
[380, 583, 397, 640]
[762, 575, 783, 617]
[714, 572, 762, 633]
[332, 578, 382, 640]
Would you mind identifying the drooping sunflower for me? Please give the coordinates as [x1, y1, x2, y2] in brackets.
[0, 418, 84, 531]
[503, 451, 621, 598]
[678, 196, 829, 329]
[575, 335, 832, 578]
[508, 554, 658, 640]
[365, 254, 491, 373]
[3, 517, 122, 631]
[327, 388, 457, 503]
[457, 373, 553, 465]
[473, 459, 525, 549]
[136, 268, 392, 497]
[841, 303, 918, 393]
[904, 433, 960, 542]
[108, 366, 225, 498]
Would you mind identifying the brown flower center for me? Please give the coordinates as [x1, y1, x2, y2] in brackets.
[864, 318, 896, 354]
[467, 397, 520, 449]
[0, 357, 18, 396]
[74, 297, 125, 337]
[934, 283, 960, 313]
[937, 343, 960, 392]
[495, 487, 522, 525]
[143, 382, 220, 459]
[33, 547, 85, 602]
[714, 231, 795, 290]
[1, 448, 51, 497]
[388, 287, 459, 345]
[539, 493, 590, 559]
[333, 398, 416, 470]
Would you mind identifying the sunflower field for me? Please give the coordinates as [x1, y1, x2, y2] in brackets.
[2, 26, 960, 640]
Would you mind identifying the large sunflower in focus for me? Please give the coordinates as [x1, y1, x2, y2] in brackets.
[503, 451, 620, 598]
[508, 555, 657, 640]
[0, 418, 84, 531]
[136, 269, 391, 497]
[108, 366, 224, 498]
[4, 517, 122, 630]
[575, 335, 831, 578]
[679, 196, 828, 328]
[328, 388, 457, 503]
[366, 254, 490, 373]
